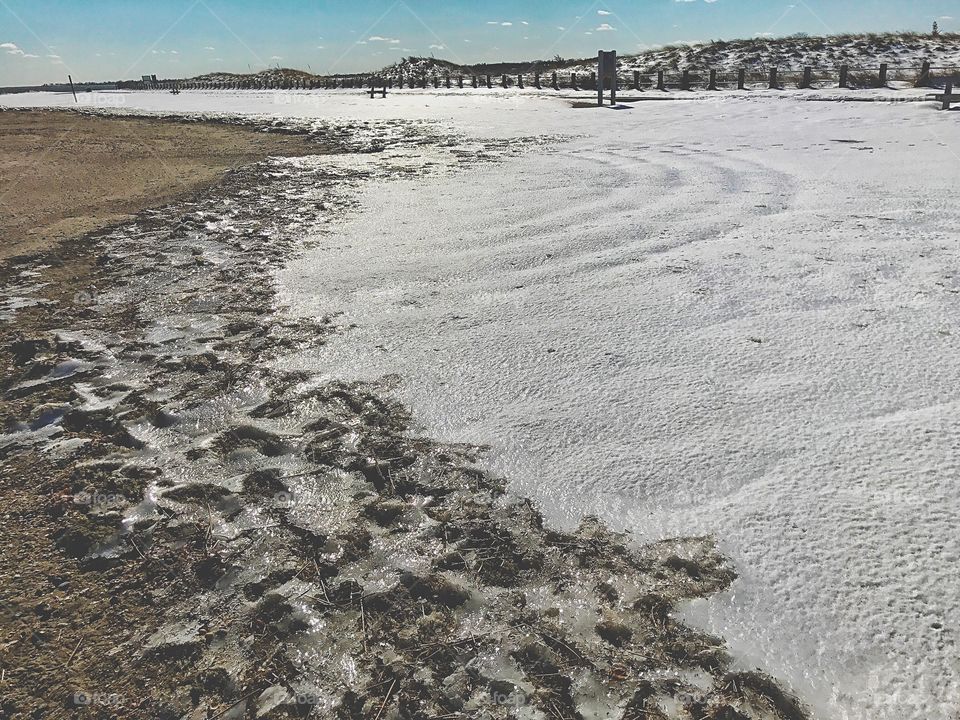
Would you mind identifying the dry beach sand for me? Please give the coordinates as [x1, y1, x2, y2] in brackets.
[0, 110, 315, 260]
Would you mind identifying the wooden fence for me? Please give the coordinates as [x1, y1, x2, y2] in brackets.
[149, 61, 959, 93]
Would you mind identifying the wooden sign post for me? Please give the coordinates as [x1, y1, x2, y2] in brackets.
[598, 50, 616, 106]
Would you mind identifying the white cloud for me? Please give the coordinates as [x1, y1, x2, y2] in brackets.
[501, 22, 512, 26]
[595, 23, 616, 31]
[204, 46, 215, 51]
[270, 55, 282, 59]
[1, 41, 25, 56]
[598, 9, 611, 15]
[429, 43, 445, 49]
[369, 35, 400, 44]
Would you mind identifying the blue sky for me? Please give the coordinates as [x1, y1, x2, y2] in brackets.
[0, 0, 955, 85]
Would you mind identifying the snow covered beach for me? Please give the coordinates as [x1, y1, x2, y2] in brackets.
[5, 89, 958, 719]
[276, 93, 960, 720]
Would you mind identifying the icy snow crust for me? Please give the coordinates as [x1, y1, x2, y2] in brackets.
[275, 95, 960, 720]
[6, 90, 958, 720]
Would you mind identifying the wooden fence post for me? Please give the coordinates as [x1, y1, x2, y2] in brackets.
[918, 60, 931, 87]
[421, 75, 427, 89]
[708, 69, 718, 90]
[801, 67, 812, 89]
[590, 71, 597, 90]
[768, 67, 779, 89]
[943, 81, 954, 110]
[657, 69, 666, 91]
[458, 75, 463, 88]
[518, 73, 524, 89]
[552, 72, 559, 90]
[681, 69, 690, 91]
[572, 72, 579, 90]
[500, 74, 507, 88]
[878, 63, 888, 87]
[445, 73, 450, 88]
[839, 64, 849, 88]
[486, 74, 492, 88]
[737, 68, 746, 90]
[535, 72, 541, 89]
[471, 75, 477, 88]
[633, 70, 640, 91]
[433, 75, 440, 88]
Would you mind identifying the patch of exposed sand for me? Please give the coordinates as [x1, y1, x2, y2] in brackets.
[0, 110, 317, 260]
